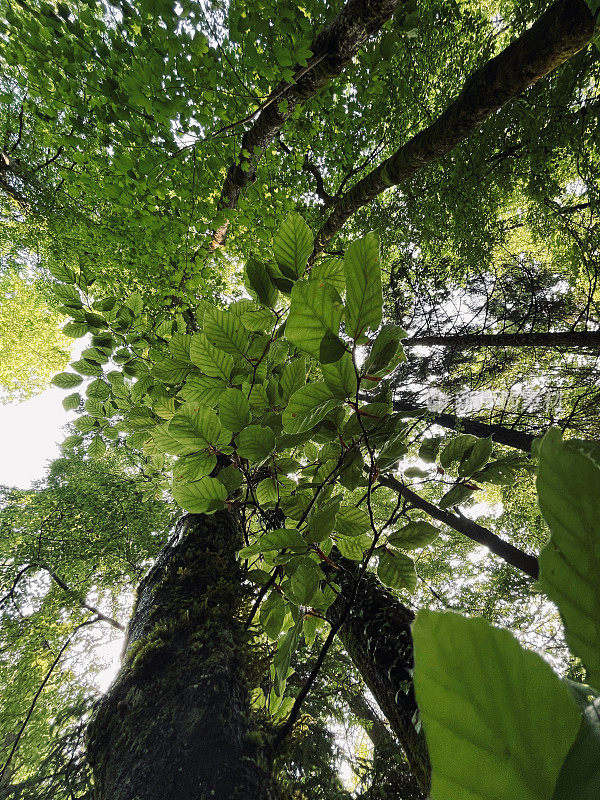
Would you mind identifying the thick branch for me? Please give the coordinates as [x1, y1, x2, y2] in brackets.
[311, 0, 595, 258]
[208, 0, 402, 251]
[402, 330, 600, 350]
[377, 473, 539, 579]
[391, 400, 536, 452]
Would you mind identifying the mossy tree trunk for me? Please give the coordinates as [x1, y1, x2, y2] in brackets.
[86, 510, 276, 800]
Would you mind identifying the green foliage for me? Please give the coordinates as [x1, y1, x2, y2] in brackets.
[414, 427, 600, 799]
[537, 429, 600, 689]
[413, 611, 581, 800]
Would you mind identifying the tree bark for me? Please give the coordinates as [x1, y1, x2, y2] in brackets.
[207, 0, 402, 251]
[391, 400, 535, 452]
[327, 558, 431, 794]
[311, 0, 595, 258]
[86, 511, 276, 800]
[377, 473, 539, 579]
[402, 330, 600, 350]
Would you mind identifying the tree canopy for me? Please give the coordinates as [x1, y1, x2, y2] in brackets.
[1, 0, 599, 797]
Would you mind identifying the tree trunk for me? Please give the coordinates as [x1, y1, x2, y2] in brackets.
[344, 691, 425, 799]
[86, 511, 276, 800]
[402, 330, 600, 350]
[311, 0, 595, 257]
[327, 558, 431, 795]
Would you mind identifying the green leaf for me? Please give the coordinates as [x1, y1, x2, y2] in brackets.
[219, 388, 251, 432]
[311, 258, 345, 295]
[377, 433, 408, 470]
[280, 357, 306, 403]
[190, 332, 234, 380]
[124, 292, 143, 315]
[439, 483, 475, 509]
[336, 533, 371, 561]
[86, 379, 110, 400]
[173, 452, 217, 483]
[240, 528, 306, 558]
[413, 610, 581, 800]
[306, 497, 342, 542]
[260, 591, 286, 640]
[87, 435, 106, 460]
[203, 305, 249, 359]
[344, 232, 382, 340]
[245, 258, 278, 308]
[286, 280, 343, 362]
[154, 397, 176, 420]
[273, 617, 303, 695]
[52, 371, 83, 389]
[172, 476, 227, 513]
[283, 383, 343, 434]
[62, 321, 88, 338]
[552, 698, 600, 799]
[169, 404, 227, 449]
[169, 333, 192, 362]
[321, 351, 356, 398]
[236, 425, 275, 462]
[319, 328, 347, 364]
[71, 358, 102, 377]
[387, 520, 439, 550]
[403, 466, 430, 479]
[458, 437, 493, 477]
[440, 435, 477, 469]
[241, 307, 277, 332]
[290, 561, 321, 606]
[256, 478, 279, 508]
[273, 211, 313, 279]
[335, 506, 371, 537]
[377, 550, 416, 591]
[179, 375, 226, 406]
[62, 392, 81, 411]
[537, 428, 600, 689]
[363, 324, 406, 377]
[152, 423, 198, 456]
[419, 437, 442, 463]
[217, 464, 244, 493]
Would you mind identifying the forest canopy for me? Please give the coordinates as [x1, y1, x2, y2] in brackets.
[0, 0, 599, 798]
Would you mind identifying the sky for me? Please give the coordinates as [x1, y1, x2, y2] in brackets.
[0, 339, 86, 488]
[0, 386, 77, 488]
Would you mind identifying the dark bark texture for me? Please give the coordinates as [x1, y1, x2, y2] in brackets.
[402, 330, 600, 350]
[86, 511, 276, 800]
[209, 0, 402, 250]
[327, 557, 431, 794]
[312, 0, 595, 257]
[391, 400, 535, 452]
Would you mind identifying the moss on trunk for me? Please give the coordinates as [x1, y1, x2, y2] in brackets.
[87, 511, 276, 800]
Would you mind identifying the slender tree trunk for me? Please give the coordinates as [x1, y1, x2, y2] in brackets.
[86, 511, 276, 800]
[344, 691, 425, 799]
[391, 399, 535, 452]
[327, 558, 431, 795]
[402, 330, 600, 350]
[311, 0, 595, 258]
